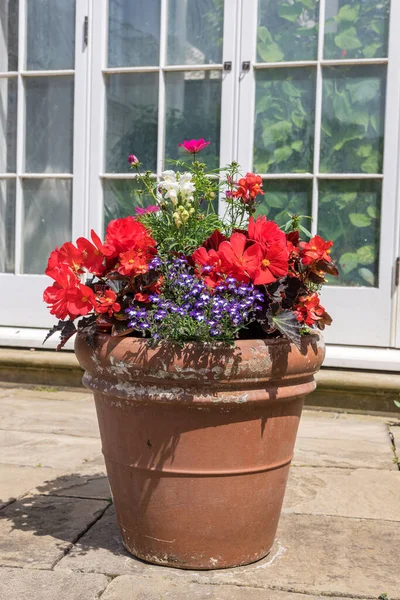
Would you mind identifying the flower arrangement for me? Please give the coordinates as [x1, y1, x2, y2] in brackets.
[43, 139, 338, 349]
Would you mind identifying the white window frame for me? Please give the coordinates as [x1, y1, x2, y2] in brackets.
[236, 0, 400, 348]
[0, 0, 90, 328]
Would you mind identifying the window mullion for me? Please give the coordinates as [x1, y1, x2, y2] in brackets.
[311, 0, 326, 237]
[156, 0, 167, 179]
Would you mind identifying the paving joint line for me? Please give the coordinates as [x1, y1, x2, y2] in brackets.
[0, 427, 100, 439]
[50, 503, 112, 569]
[388, 425, 400, 471]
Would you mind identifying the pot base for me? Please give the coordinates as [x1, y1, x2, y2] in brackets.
[121, 539, 273, 570]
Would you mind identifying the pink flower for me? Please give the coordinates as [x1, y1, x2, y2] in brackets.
[128, 154, 139, 165]
[135, 205, 160, 215]
[178, 139, 210, 154]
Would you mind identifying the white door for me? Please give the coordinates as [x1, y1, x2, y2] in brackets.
[0, 0, 89, 328]
[88, 0, 238, 236]
[237, 0, 400, 347]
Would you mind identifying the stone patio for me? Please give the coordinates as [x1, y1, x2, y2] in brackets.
[0, 385, 399, 599]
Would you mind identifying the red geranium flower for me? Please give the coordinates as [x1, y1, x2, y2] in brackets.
[248, 215, 287, 250]
[103, 216, 156, 258]
[192, 247, 226, 288]
[46, 242, 84, 277]
[295, 293, 332, 329]
[218, 233, 261, 282]
[43, 265, 96, 320]
[96, 289, 121, 317]
[178, 138, 210, 154]
[300, 235, 333, 266]
[117, 247, 156, 277]
[253, 244, 289, 285]
[76, 230, 105, 275]
[232, 173, 264, 204]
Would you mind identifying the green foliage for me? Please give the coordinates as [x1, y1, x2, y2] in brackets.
[257, 0, 319, 62]
[256, 180, 312, 228]
[104, 180, 155, 228]
[318, 180, 380, 287]
[254, 69, 315, 174]
[320, 67, 385, 174]
[324, 0, 390, 60]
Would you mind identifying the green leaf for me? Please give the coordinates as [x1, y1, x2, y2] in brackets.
[348, 79, 380, 103]
[371, 21, 384, 35]
[332, 93, 352, 123]
[370, 115, 379, 133]
[299, 0, 315, 8]
[349, 213, 372, 227]
[282, 81, 302, 97]
[321, 121, 332, 137]
[394, 400, 400, 409]
[367, 205, 378, 218]
[257, 26, 273, 44]
[356, 245, 375, 266]
[333, 129, 364, 151]
[256, 95, 274, 115]
[363, 43, 382, 58]
[339, 252, 358, 274]
[291, 111, 304, 128]
[336, 4, 359, 22]
[266, 193, 285, 208]
[278, 2, 303, 22]
[273, 145, 293, 163]
[356, 144, 373, 158]
[337, 192, 357, 209]
[258, 41, 284, 62]
[262, 120, 292, 147]
[334, 27, 362, 50]
[358, 267, 375, 286]
[271, 310, 302, 349]
[361, 153, 379, 174]
[291, 140, 303, 152]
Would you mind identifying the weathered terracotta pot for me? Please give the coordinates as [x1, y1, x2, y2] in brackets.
[75, 332, 324, 570]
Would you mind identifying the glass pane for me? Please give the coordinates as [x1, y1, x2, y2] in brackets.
[108, 0, 161, 68]
[26, 0, 76, 70]
[254, 68, 315, 174]
[324, 0, 390, 60]
[318, 179, 381, 287]
[167, 0, 224, 65]
[257, 0, 319, 62]
[0, 178, 16, 273]
[22, 179, 72, 274]
[0, 77, 17, 172]
[256, 180, 312, 226]
[104, 179, 155, 230]
[25, 76, 74, 173]
[320, 66, 386, 174]
[165, 70, 221, 169]
[105, 73, 159, 173]
[0, 0, 18, 71]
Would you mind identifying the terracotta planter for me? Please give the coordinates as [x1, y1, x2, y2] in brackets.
[75, 332, 324, 570]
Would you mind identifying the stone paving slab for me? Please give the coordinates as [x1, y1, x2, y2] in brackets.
[0, 568, 109, 600]
[0, 495, 109, 569]
[31, 472, 110, 500]
[100, 575, 355, 600]
[56, 508, 400, 598]
[0, 430, 102, 469]
[0, 464, 63, 509]
[0, 393, 98, 438]
[293, 436, 395, 469]
[283, 466, 400, 520]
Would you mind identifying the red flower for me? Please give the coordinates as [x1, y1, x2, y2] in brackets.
[46, 242, 84, 277]
[134, 276, 164, 303]
[96, 289, 121, 316]
[128, 154, 139, 165]
[103, 216, 156, 258]
[248, 215, 287, 250]
[117, 247, 155, 277]
[76, 230, 105, 275]
[232, 173, 264, 204]
[218, 233, 261, 282]
[178, 138, 210, 154]
[253, 244, 289, 285]
[192, 247, 226, 288]
[300, 235, 333, 266]
[43, 265, 96, 320]
[295, 293, 332, 329]
[202, 229, 228, 251]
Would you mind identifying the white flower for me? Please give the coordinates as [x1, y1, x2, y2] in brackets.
[179, 172, 195, 199]
[161, 170, 176, 181]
